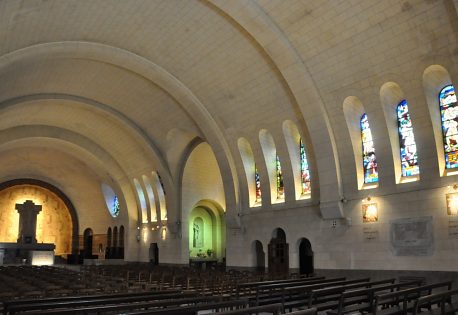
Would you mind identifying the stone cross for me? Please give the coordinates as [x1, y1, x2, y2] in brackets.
[15, 200, 42, 244]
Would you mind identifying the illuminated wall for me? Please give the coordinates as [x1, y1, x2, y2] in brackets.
[0, 185, 73, 256]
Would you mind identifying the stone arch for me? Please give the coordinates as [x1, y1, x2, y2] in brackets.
[142, 175, 158, 223]
[205, 0, 342, 219]
[83, 228, 93, 258]
[0, 178, 79, 255]
[0, 41, 239, 227]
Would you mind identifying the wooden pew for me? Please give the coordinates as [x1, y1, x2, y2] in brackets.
[236, 276, 326, 297]
[102, 299, 250, 315]
[8, 292, 202, 315]
[213, 303, 284, 315]
[412, 288, 458, 315]
[325, 280, 422, 315]
[3, 289, 182, 314]
[371, 281, 453, 315]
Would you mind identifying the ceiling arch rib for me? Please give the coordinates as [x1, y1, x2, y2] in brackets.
[0, 93, 169, 179]
[0, 41, 240, 226]
[205, 0, 343, 218]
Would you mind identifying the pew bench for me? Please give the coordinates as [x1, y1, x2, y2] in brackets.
[7, 292, 201, 315]
[212, 302, 284, 315]
[412, 288, 458, 315]
[371, 281, 454, 315]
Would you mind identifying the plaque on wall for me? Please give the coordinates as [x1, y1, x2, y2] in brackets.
[363, 226, 378, 241]
[448, 219, 458, 238]
[390, 216, 433, 256]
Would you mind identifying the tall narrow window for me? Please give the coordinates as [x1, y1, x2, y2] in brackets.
[360, 113, 378, 183]
[255, 164, 261, 203]
[439, 85, 458, 169]
[397, 100, 420, 177]
[300, 139, 311, 195]
[276, 155, 284, 199]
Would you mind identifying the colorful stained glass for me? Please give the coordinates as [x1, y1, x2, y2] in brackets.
[360, 113, 378, 183]
[439, 85, 458, 169]
[300, 139, 311, 195]
[397, 100, 420, 177]
[111, 195, 120, 217]
[255, 164, 261, 203]
[276, 155, 284, 199]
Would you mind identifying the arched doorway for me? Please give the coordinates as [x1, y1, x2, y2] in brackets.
[106, 227, 112, 259]
[252, 240, 265, 273]
[119, 225, 125, 259]
[188, 200, 226, 269]
[268, 228, 289, 275]
[298, 238, 314, 275]
[113, 226, 118, 258]
[83, 228, 93, 259]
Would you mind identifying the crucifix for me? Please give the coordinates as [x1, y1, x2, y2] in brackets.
[15, 200, 42, 244]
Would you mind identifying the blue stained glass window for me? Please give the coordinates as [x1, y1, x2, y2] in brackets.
[111, 195, 120, 217]
[397, 99, 420, 177]
[360, 113, 378, 183]
[439, 85, 458, 169]
[255, 164, 261, 203]
[276, 155, 284, 199]
[300, 139, 311, 195]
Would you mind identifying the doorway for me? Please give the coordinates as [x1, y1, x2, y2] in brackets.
[298, 238, 314, 275]
[252, 240, 265, 273]
[268, 228, 289, 275]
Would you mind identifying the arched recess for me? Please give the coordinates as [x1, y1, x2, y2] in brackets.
[237, 137, 260, 207]
[251, 240, 265, 273]
[151, 172, 167, 223]
[0, 178, 79, 255]
[282, 120, 312, 199]
[259, 129, 284, 204]
[343, 97, 378, 190]
[205, 0, 343, 219]
[297, 238, 314, 275]
[380, 82, 420, 184]
[133, 179, 148, 224]
[423, 65, 458, 176]
[188, 200, 226, 262]
[142, 175, 158, 223]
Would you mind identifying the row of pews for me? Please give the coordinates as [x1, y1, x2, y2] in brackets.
[0, 265, 457, 314]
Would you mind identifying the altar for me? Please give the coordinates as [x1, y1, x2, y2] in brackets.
[0, 200, 55, 265]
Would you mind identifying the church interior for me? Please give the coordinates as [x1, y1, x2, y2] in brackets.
[1, 0, 458, 314]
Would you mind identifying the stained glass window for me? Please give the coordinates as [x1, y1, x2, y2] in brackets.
[111, 195, 120, 217]
[300, 139, 311, 195]
[276, 155, 284, 199]
[255, 164, 261, 203]
[360, 113, 378, 183]
[439, 85, 458, 169]
[397, 99, 420, 177]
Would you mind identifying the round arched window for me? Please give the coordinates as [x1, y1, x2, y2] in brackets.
[101, 183, 120, 218]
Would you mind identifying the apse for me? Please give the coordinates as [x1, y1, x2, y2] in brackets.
[0, 184, 73, 256]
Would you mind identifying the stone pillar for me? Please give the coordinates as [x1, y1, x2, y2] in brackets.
[16, 200, 42, 244]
